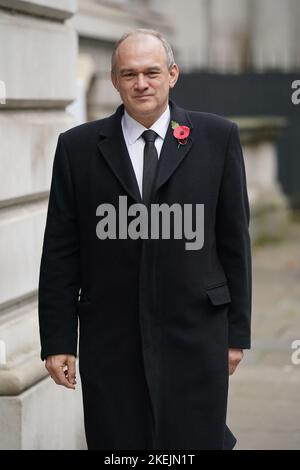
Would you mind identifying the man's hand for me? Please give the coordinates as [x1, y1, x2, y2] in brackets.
[45, 354, 77, 389]
[228, 348, 244, 375]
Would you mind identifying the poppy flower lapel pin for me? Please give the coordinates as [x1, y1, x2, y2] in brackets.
[171, 120, 190, 149]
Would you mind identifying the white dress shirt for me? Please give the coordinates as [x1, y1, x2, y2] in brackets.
[121, 105, 170, 197]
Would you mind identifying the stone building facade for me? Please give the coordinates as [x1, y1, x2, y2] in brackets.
[0, 0, 298, 449]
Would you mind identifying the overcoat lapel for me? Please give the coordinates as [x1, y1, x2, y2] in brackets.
[97, 104, 142, 203]
[97, 100, 194, 204]
[153, 100, 194, 197]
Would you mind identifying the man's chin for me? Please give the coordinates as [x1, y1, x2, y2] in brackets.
[129, 101, 156, 115]
[133, 98, 154, 106]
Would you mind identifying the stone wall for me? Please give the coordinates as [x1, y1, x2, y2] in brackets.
[0, 0, 86, 450]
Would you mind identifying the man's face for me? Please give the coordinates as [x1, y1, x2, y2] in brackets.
[111, 34, 179, 125]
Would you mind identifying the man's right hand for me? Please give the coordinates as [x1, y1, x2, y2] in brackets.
[45, 354, 77, 389]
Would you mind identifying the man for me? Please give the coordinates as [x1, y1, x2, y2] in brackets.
[38, 29, 251, 450]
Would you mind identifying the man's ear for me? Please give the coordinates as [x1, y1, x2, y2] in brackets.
[169, 63, 179, 89]
[111, 72, 119, 92]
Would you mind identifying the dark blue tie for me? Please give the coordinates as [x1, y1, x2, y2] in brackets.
[141, 130, 158, 206]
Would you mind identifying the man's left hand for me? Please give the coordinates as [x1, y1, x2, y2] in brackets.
[228, 348, 244, 375]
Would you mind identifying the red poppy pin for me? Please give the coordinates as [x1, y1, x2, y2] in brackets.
[171, 120, 190, 148]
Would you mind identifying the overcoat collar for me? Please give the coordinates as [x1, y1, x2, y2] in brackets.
[97, 99, 194, 203]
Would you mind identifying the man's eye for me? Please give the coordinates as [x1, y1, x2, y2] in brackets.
[148, 72, 159, 77]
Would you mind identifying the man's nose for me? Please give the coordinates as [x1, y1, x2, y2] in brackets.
[135, 74, 148, 91]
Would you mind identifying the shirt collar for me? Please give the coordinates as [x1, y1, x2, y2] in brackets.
[122, 104, 170, 144]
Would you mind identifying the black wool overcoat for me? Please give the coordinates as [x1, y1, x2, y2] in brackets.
[38, 99, 251, 450]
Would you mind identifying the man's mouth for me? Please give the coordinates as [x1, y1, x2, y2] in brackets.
[134, 95, 153, 99]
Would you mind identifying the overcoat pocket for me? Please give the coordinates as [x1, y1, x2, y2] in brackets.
[206, 282, 232, 306]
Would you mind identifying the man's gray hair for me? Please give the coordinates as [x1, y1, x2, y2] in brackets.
[111, 29, 175, 74]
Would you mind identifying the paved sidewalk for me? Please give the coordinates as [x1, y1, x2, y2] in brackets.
[227, 222, 300, 450]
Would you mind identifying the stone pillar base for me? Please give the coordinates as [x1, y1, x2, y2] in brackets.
[0, 369, 86, 450]
[250, 192, 290, 244]
[235, 116, 289, 245]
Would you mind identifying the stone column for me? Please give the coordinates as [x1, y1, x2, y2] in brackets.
[235, 117, 290, 244]
[0, 0, 86, 449]
[208, 0, 250, 72]
[251, 0, 300, 71]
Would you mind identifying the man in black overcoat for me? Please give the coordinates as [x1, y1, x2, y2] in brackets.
[38, 29, 252, 450]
